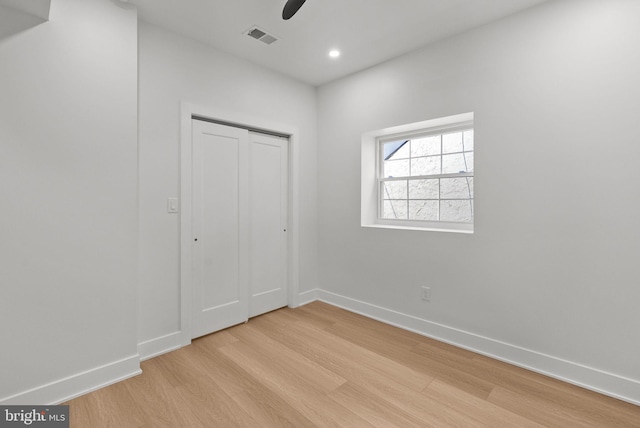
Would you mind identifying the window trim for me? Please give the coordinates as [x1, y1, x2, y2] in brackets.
[361, 112, 474, 233]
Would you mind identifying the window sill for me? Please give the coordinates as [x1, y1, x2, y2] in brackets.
[362, 221, 474, 234]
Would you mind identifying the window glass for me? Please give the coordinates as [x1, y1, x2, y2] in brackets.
[382, 181, 407, 199]
[409, 200, 439, 221]
[442, 132, 464, 154]
[411, 136, 441, 157]
[408, 179, 439, 199]
[410, 156, 441, 176]
[379, 126, 474, 224]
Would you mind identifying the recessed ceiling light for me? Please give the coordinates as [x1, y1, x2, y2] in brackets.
[329, 50, 341, 58]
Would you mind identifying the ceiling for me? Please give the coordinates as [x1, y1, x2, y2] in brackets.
[129, 0, 549, 86]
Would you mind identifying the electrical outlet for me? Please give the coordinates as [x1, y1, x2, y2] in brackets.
[421, 286, 431, 302]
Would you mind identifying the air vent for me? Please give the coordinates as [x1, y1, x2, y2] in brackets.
[245, 26, 279, 45]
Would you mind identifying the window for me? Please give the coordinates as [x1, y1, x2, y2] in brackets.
[380, 128, 474, 222]
[362, 113, 474, 233]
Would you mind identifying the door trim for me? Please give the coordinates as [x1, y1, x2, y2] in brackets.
[179, 102, 301, 346]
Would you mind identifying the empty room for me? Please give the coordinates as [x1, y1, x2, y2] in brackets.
[1, 0, 639, 426]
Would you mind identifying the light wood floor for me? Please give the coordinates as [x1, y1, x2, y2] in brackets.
[66, 301, 640, 427]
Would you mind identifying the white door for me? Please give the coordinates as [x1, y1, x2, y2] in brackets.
[248, 132, 289, 317]
[191, 120, 249, 338]
[191, 120, 288, 339]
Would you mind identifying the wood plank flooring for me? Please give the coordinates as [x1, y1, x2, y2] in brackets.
[66, 302, 640, 427]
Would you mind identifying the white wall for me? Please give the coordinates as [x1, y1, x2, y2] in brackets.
[0, 0, 139, 404]
[317, 0, 640, 403]
[137, 23, 318, 353]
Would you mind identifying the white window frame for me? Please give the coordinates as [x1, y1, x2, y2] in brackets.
[361, 112, 474, 233]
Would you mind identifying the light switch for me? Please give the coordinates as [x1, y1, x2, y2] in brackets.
[167, 197, 179, 213]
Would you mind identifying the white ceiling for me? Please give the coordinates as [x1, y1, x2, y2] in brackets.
[130, 0, 549, 86]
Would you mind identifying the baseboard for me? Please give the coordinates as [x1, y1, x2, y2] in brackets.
[295, 288, 319, 307]
[316, 289, 640, 406]
[138, 331, 182, 361]
[0, 355, 141, 405]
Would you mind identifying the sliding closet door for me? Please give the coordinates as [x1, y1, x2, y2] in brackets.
[248, 132, 289, 317]
[190, 120, 289, 338]
[191, 120, 249, 338]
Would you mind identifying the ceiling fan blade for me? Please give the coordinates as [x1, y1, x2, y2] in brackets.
[282, 0, 307, 20]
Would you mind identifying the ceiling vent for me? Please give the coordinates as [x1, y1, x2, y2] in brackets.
[245, 26, 278, 45]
